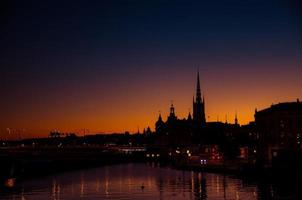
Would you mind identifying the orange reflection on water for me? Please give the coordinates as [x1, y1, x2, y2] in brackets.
[2, 163, 290, 199]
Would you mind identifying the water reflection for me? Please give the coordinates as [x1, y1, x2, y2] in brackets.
[52, 179, 60, 200]
[0, 163, 300, 200]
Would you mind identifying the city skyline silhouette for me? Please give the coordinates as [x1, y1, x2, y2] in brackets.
[1, 0, 302, 139]
[1, 2, 302, 200]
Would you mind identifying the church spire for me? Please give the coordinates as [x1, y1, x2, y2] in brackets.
[187, 111, 192, 120]
[235, 111, 238, 125]
[193, 70, 206, 125]
[196, 71, 202, 103]
[158, 112, 162, 122]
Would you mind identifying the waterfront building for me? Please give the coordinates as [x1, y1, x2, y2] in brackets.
[255, 99, 302, 165]
[155, 72, 206, 146]
[154, 71, 255, 160]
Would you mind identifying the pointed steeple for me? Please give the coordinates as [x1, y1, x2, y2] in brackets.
[235, 111, 238, 125]
[196, 71, 202, 103]
[158, 113, 163, 122]
[155, 111, 165, 135]
[188, 111, 192, 120]
[193, 70, 206, 125]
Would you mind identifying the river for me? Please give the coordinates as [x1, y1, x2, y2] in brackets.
[0, 163, 300, 200]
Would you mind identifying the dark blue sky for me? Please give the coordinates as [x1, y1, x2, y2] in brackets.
[2, 0, 301, 87]
[1, 0, 302, 137]
[2, 0, 302, 74]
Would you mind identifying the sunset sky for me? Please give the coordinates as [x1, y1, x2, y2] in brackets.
[1, 0, 302, 139]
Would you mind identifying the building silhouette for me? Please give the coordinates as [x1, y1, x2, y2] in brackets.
[155, 71, 210, 146]
[154, 71, 253, 159]
[154, 72, 302, 166]
[193, 71, 206, 126]
[255, 99, 302, 165]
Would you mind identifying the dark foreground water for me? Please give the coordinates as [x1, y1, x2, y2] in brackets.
[0, 163, 300, 200]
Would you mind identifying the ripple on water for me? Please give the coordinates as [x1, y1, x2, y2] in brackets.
[0, 163, 298, 200]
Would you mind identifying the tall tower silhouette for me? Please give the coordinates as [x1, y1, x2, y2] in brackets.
[193, 71, 206, 126]
[235, 111, 238, 125]
[168, 103, 177, 121]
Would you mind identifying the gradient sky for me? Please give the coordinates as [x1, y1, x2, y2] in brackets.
[1, 0, 302, 139]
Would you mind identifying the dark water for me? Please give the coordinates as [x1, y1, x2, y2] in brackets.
[0, 163, 300, 200]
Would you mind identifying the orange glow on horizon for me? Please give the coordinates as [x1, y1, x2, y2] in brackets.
[1, 63, 301, 140]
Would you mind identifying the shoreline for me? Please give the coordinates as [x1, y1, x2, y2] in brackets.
[1, 147, 302, 189]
